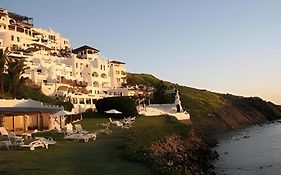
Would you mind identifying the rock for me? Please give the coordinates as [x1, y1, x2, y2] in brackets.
[150, 130, 218, 175]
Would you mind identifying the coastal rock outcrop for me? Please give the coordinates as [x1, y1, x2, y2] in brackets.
[150, 130, 218, 175]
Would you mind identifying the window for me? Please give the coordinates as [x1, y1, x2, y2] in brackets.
[88, 50, 93, 54]
[72, 98, 78, 104]
[101, 73, 107, 78]
[17, 37, 20, 42]
[70, 71, 72, 76]
[11, 35, 14, 41]
[86, 64, 88, 68]
[79, 98, 85, 104]
[103, 65, 105, 70]
[86, 98, 91, 104]
[80, 72, 82, 77]
[92, 72, 98, 77]
[100, 65, 103, 70]
[92, 99, 97, 104]
[76, 63, 78, 68]
[93, 81, 99, 87]
[49, 35, 55, 40]
[116, 70, 120, 74]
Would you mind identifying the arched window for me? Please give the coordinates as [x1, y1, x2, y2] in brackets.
[101, 73, 107, 78]
[92, 72, 98, 77]
[9, 19, 15, 24]
[93, 81, 99, 87]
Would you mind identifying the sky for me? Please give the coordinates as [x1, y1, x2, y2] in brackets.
[1, 0, 281, 104]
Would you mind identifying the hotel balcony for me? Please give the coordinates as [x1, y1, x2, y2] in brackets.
[9, 51, 32, 58]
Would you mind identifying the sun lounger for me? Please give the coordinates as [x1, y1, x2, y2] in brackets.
[64, 132, 96, 142]
[20, 135, 56, 150]
[0, 127, 24, 148]
[9, 132, 24, 145]
[35, 137, 56, 146]
[109, 117, 136, 129]
[74, 124, 89, 134]
[109, 118, 124, 127]
[0, 139, 12, 150]
[20, 139, 47, 151]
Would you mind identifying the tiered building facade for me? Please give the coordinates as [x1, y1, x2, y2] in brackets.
[0, 7, 128, 113]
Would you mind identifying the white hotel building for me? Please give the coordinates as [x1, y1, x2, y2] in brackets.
[0, 8, 128, 113]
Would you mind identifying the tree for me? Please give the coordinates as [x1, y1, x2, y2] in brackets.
[96, 96, 138, 117]
[0, 48, 8, 94]
[6, 57, 29, 97]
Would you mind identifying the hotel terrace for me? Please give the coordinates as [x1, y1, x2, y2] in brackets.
[0, 7, 130, 113]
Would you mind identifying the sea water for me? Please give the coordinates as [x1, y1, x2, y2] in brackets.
[215, 120, 281, 175]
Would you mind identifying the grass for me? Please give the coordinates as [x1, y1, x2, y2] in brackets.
[0, 113, 190, 175]
[121, 115, 190, 165]
[126, 73, 227, 120]
[0, 114, 152, 175]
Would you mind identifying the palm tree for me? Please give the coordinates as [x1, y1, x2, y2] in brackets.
[0, 48, 8, 94]
[6, 57, 29, 97]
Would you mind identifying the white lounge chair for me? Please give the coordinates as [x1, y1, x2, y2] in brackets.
[74, 124, 89, 134]
[35, 137, 56, 146]
[0, 127, 24, 149]
[20, 139, 47, 151]
[109, 118, 124, 127]
[0, 127, 12, 150]
[64, 132, 96, 142]
[0, 139, 12, 150]
[9, 132, 24, 145]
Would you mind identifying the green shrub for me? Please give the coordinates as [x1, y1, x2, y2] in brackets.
[59, 101, 74, 112]
[96, 96, 138, 117]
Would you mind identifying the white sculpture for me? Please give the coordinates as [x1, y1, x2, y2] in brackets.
[174, 90, 183, 113]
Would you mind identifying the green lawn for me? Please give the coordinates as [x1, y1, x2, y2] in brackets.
[0, 114, 190, 175]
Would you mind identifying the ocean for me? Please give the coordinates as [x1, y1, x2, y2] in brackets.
[215, 120, 281, 175]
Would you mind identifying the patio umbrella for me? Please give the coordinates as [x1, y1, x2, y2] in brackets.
[105, 109, 122, 114]
[52, 110, 73, 117]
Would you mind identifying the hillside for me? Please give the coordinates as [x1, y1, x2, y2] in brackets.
[127, 73, 281, 133]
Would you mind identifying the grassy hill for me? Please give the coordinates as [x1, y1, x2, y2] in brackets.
[127, 73, 281, 132]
